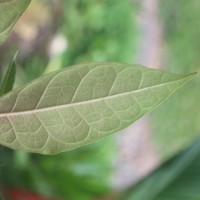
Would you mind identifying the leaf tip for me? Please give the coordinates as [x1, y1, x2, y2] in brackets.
[181, 72, 197, 82]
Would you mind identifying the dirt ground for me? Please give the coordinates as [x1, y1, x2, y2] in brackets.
[112, 0, 163, 189]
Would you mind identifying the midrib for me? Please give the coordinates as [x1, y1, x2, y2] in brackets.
[0, 77, 189, 117]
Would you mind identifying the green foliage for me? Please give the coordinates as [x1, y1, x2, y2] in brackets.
[0, 140, 113, 200]
[0, 62, 194, 154]
[152, 0, 200, 158]
[0, 0, 31, 44]
[0, 52, 17, 96]
[160, 0, 200, 73]
[16, 55, 49, 86]
[60, 0, 136, 66]
[122, 138, 200, 200]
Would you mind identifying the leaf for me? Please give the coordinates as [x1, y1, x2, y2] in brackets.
[0, 63, 196, 154]
[0, 0, 31, 45]
[122, 138, 200, 200]
[0, 51, 18, 96]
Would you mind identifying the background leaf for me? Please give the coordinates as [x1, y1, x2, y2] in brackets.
[122, 138, 200, 200]
[0, 51, 17, 96]
[0, 0, 31, 44]
[0, 63, 195, 154]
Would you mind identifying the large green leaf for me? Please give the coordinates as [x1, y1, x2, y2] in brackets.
[0, 0, 31, 44]
[0, 63, 195, 154]
[122, 138, 200, 200]
[0, 52, 17, 96]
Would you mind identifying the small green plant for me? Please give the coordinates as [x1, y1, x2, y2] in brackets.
[0, 0, 196, 155]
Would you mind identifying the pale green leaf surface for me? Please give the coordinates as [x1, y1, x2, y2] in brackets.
[122, 138, 200, 200]
[0, 51, 17, 96]
[0, 0, 31, 44]
[0, 63, 195, 154]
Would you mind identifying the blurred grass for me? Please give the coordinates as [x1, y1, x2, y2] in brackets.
[151, 0, 200, 159]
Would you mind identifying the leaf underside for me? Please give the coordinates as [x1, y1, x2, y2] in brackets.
[0, 63, 195, 154]
[0, 0, 31, 44]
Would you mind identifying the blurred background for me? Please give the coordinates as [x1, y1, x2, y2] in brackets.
[0, 0, 199, 199]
